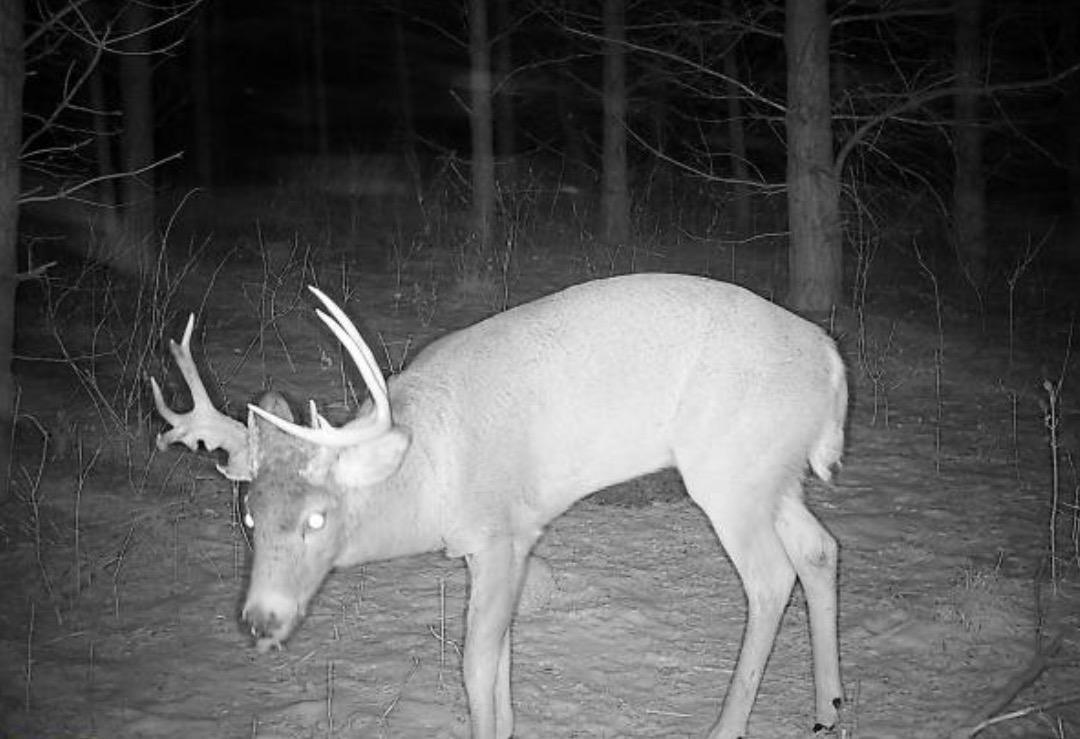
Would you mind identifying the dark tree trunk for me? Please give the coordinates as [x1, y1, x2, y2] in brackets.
[191, 6, 214, 186]
[953, 0, 987, 286]
[785, 0, 841, 313]
[0, 0, 24, 503]
[722, 0, 750, 240]
[1062, 6, 1080, 251]
[312, 0, 329, 157]
[392, 0, 416, 158]
[295, 5, 313, 152]
[601, 0, 630, 245]
[119, 1, 157, 273]
[557, 87, 585, 183]
[89, 59, 121, 248]
[494, 0, 515, 170]
[469, 0, 496, 261]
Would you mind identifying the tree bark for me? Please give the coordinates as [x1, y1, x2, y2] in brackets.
[601, 0, 630, 245]
[312, 0, 329, 157]
[953, 0, 987, 286]
[469, 0, 496, 262]
[119, 0, 157, 274]
[722, 0, 750, 240]
[89, 58, 121, 248]
[0, 0, 24, 503]
[1061, 6, 1080, 252]
[191, 5, 214, 186]
[494, 0, 515, 172]
[392, 0, 416, 159]
[558, 87, 585, 183]
[785, 0, 841, 313]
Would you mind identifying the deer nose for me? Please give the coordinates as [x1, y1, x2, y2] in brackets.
[244, 606, 284, 640]
[242, 593, 300, 649]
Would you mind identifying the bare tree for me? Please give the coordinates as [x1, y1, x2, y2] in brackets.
[312, 0, 329, 157]
[0, 0, 197, 500]
[190, 5, 214, 186]
[19, 1, 194, 274]
[119, 0, 157, 274]
[601, 0, 630, 245]
[1062, 5, 1080, 248]
[722, 0, 751, 240]
[469, 0, 496, 262]
[518, 0, 1073, 312]
[392, 0, 416, 158]
[786, 0, 841, 312]
[493, 0, 516, 168]
[953, 0, 987, 286]
[0, 0, 24, 503]
[87, 39, 122, 249]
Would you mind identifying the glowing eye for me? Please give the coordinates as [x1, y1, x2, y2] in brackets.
[243, 512, 255, 529]
[307, 512, 326, 531]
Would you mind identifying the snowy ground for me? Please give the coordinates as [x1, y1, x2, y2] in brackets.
[2, 230, 1078, 738]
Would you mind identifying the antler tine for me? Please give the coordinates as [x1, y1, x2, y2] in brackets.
[248, 391, 385, 445]
[151, 314, 251, 481]
[246, 289, 393, 447]
[151, 314, 206, 435]
[149, 376, 181, 428]
[172, 315, 214, 407]
[308, 286, 390, 415]
[308, 287, 388, 393]
[314, 309, 392, 432]
[307, 400, 333, 430]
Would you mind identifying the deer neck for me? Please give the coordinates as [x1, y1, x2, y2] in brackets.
[333, 396, 450, 567]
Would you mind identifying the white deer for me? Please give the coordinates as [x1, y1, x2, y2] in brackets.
[151, 273, 847, 739]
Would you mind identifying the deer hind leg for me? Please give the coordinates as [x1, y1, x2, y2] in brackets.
[463, 537, 532, 739]
[679, 461, 799, 739]
[775, 492, 843, 732]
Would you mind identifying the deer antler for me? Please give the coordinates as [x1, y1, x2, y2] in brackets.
[150, 315, 251, 481]
[247, 286, 392, 446]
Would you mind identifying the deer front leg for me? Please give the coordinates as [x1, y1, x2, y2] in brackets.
[463, 540, 530, 739]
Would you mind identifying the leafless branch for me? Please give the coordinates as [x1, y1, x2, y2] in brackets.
[834, 60, 1080, 174]
[18, 151, 185, 206]
[560, 24, 787, 116]
[21, 44, 107, 156]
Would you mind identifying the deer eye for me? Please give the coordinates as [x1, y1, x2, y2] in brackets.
[307, 511, 326, 531]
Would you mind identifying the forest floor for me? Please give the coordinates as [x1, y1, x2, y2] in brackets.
[2, 182, 1079, 738]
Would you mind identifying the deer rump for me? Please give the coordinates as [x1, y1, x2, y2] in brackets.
[153, 273, 847, 739]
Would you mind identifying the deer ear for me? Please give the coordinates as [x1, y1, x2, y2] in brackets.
[248, 392, 295, 475]
[256, 392, 294, 422]
[329, 428, 410, 489]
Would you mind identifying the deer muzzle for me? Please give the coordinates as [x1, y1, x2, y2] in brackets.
[242, 591, 303, 653]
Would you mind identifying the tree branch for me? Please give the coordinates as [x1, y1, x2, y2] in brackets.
[835, 60, 1080, 175]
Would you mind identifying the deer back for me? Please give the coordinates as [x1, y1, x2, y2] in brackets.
[374, 273, 844, 558]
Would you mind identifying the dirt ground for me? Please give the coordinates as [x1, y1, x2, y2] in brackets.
[2, 189, 1079, 738]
